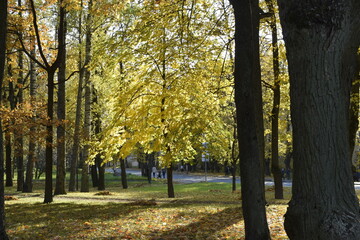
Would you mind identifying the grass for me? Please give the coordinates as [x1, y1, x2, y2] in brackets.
[4, 171, 360, 239]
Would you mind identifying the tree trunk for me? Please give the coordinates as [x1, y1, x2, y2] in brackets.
[90, 86, 98, 188]
[14, 0, 24, 193]
[92, 87, 104, 190]
[167, 164, 175, 198]
[44, 69, 55, 203]
[230, 0, 271, 239]
[23, 38, 36, 193]
[231, 160, 236, 192]
[231, 119, 238, 192]
[349, 53, 359, 163]
[42, 0, 66, 202]
[145, 153, 153, 184]
[0, 0, 9, 238]
[120, 158, 128, 189]
[69, 0, 84, 192]
[5, 132, 12, 187]
[81, 73, 90, 192]
[278, 0, 360, 238]
[91, 165, 98, 187]
[265, 0, 283, 200]
[96, 155, 105, 190]
[80, 0, 92, 193]
[15, 61, 24, 192]
[54, 7, 67, 195]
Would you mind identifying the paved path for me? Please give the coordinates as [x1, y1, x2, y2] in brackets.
[120, 168, 360, 190]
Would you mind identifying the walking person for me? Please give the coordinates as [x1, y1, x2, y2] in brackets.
[152, 166, 157, 178]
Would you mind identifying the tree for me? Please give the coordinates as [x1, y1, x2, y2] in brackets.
[20, 0, 66, 203]
[54, 0, 67, 195]
[92, 87, 105, 190]
[229, 0, 271, 238]
[91, 0, 232, 199]
[264, 0, 283, 199]
[120, 158, 128, 189]
[69, 0, 85, 192]
[80, 0, 93, 193]
[23, 34, 37, 193]
[349, 52, 359, 164]
[15, 0, 25, 193]
[0, 0, 10, 238]
[277, 0, 360, 238]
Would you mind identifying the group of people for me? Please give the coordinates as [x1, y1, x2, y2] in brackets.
[152, 166, 166, 179]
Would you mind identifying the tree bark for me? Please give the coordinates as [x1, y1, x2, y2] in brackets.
[120, 158, 128, 189]
[167, 164, 175, 198]
[349, 53, 359, 163]
[92, 87, 105, 190]
[230, 0, 270, 239]
[96, 155, 105, 190]
[23, 36, 37, 193]
[265, 0, 283, 200]
[44, 69, 55, 204]
[231, 164, 236, 192]
[54, 6, 67, 195]
[90, 165, 98, 187]
[0, 0, 10, 238]
[5, 132, 12, 187]
[80, 0, 93, 193]
[231, 117, 238, 192]
[69, 0, 84, 192]
[277, 0, 360, 238]
[15, 0, 24, 192]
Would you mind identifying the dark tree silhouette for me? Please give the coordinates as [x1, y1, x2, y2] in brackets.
[230, 0, 270, 238]
[0, 0, 10, 238]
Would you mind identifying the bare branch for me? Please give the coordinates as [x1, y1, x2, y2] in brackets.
[29, 0, 50, 68]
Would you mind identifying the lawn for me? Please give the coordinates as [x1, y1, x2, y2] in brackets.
[4, 172, 360, 239]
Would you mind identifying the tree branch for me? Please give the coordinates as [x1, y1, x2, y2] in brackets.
[29, 0, 50, 69]
[17, 34, 46, 69]
[262, 80, 274, 90]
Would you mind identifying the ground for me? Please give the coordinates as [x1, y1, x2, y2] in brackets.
[4, 172, 360, 239]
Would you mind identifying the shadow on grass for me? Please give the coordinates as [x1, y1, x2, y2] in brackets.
[149, 207, 243, 239]
[6, 202, 151, 239]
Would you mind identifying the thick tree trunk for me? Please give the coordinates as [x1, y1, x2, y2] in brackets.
[167, 164, 175, 198]
[0, 0, 9, 238]
[278, 0, 360, 238]
[230, 0, 270, 239]
[349, 53, 359, 162]
[120, 158, 128, 189]
[54, 8, 67, 195]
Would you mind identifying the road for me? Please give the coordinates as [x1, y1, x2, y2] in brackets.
[121, 168, 360, 190]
